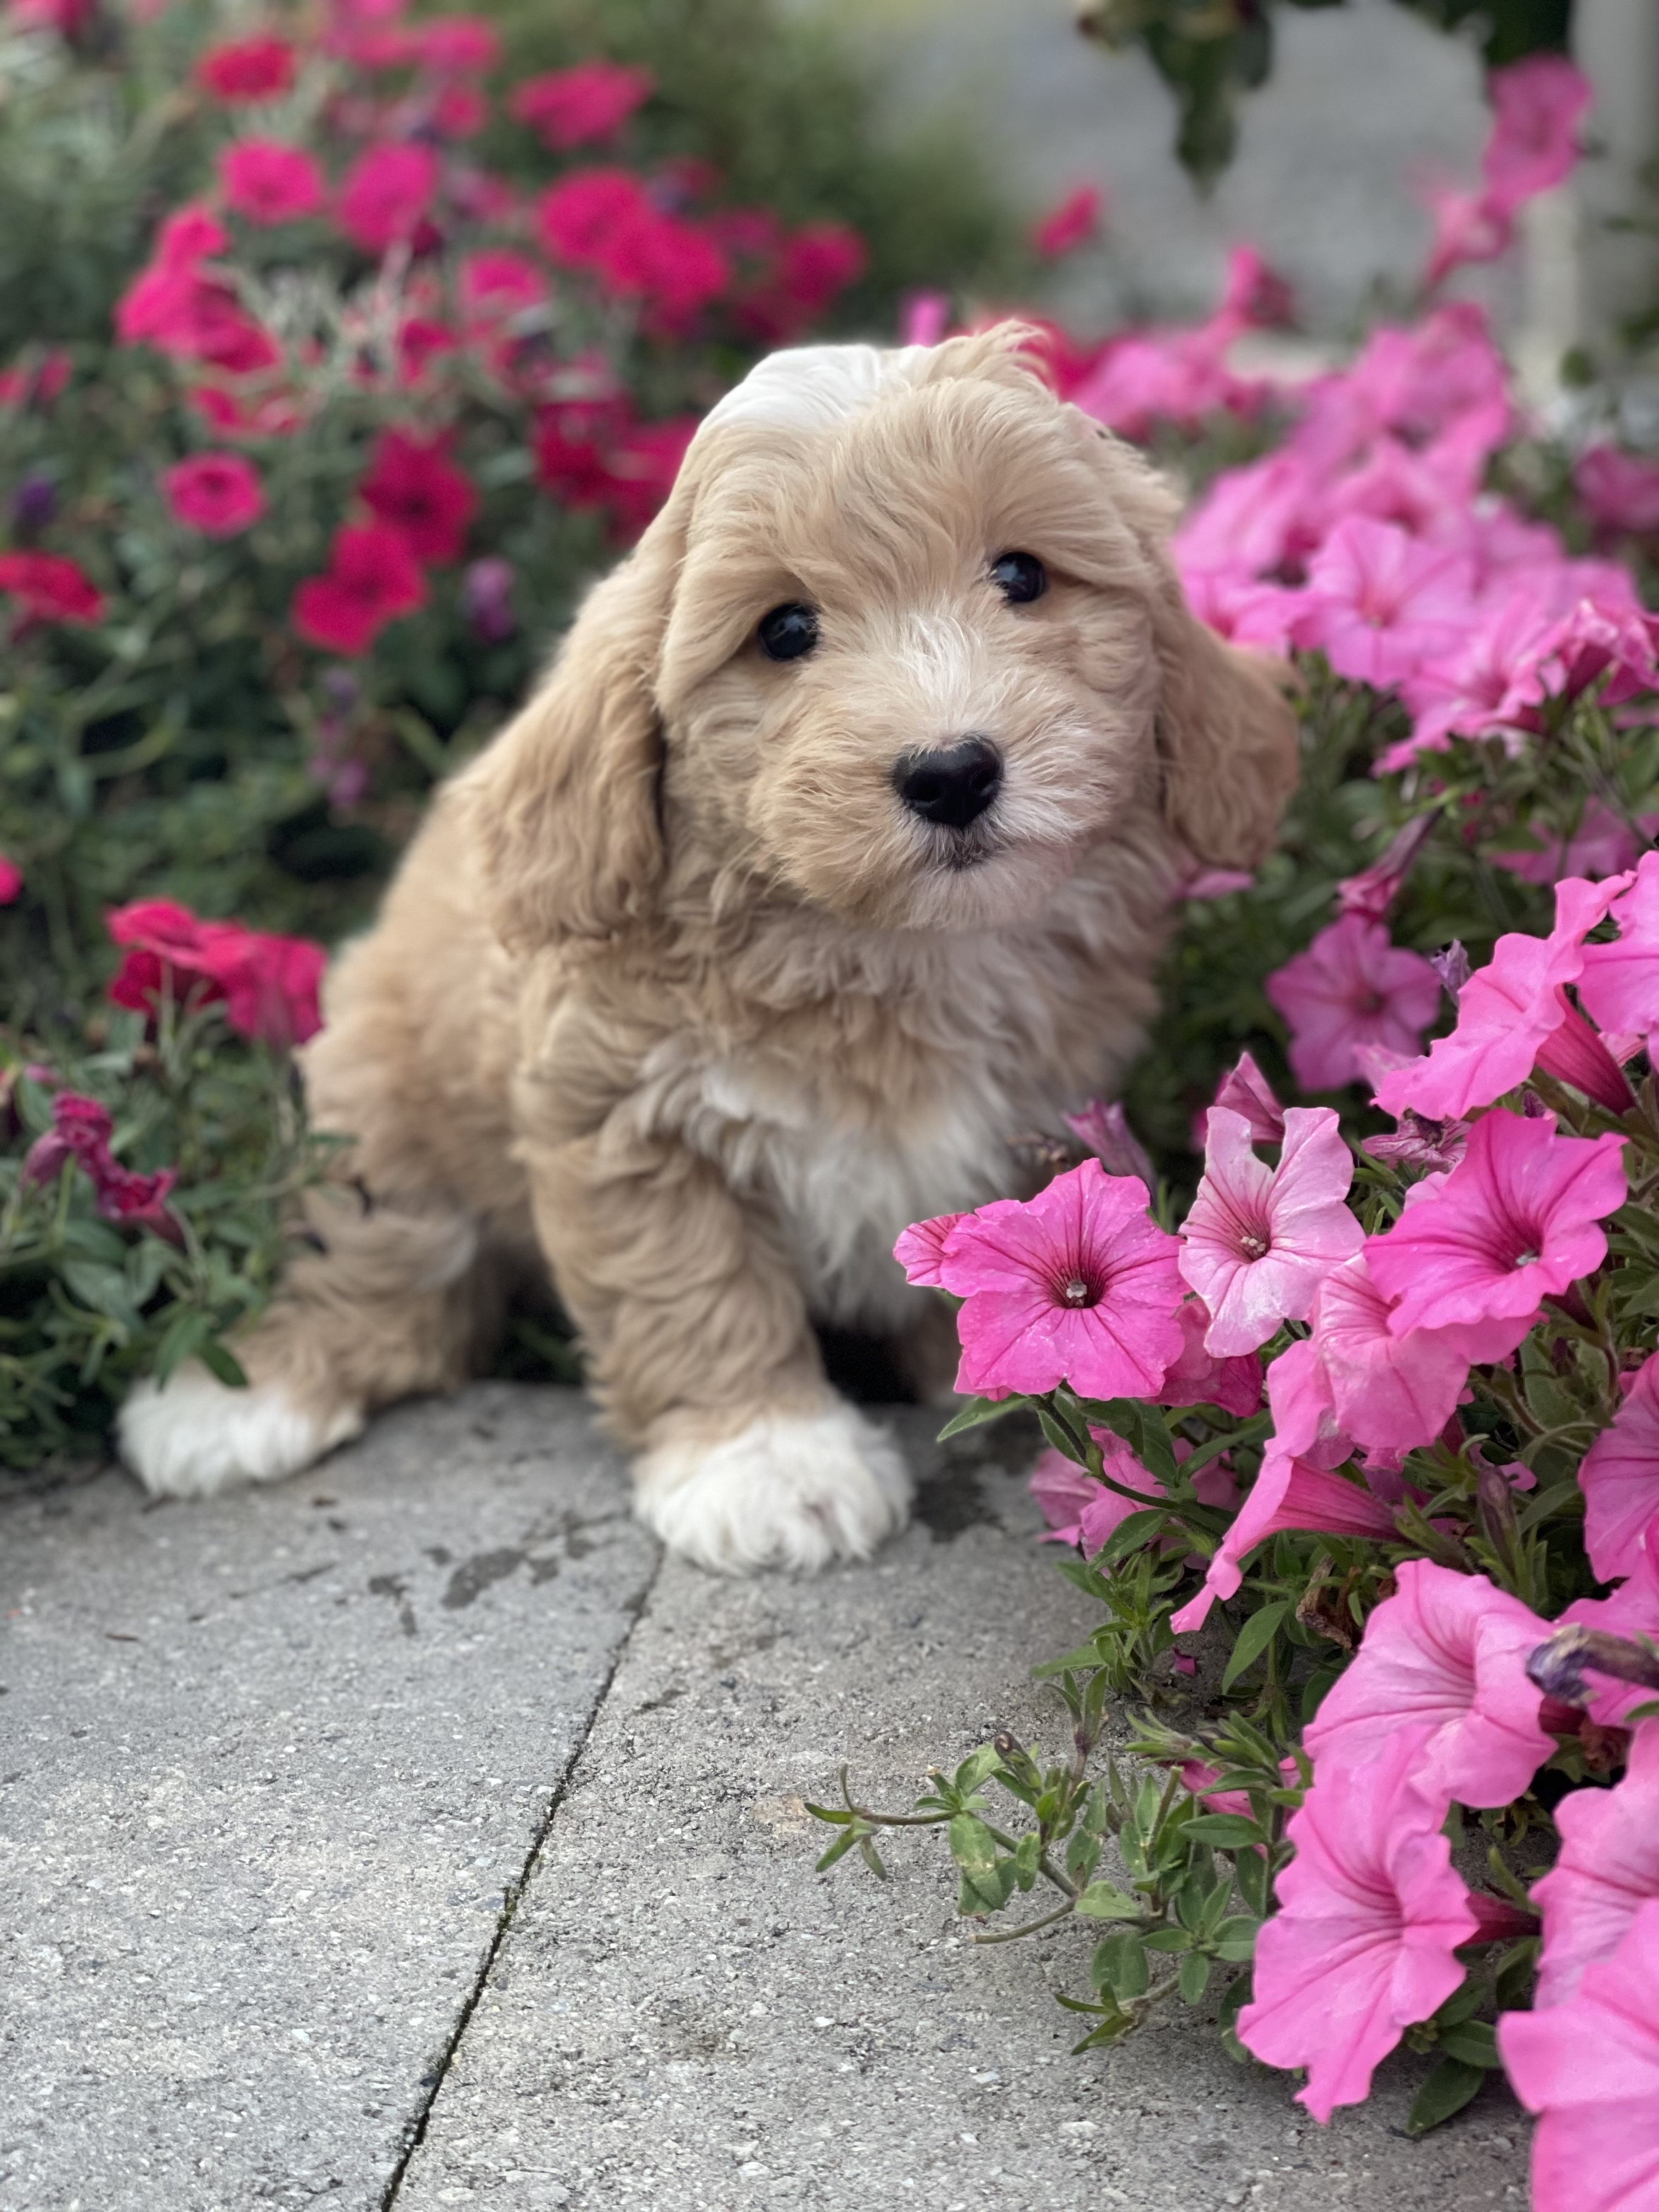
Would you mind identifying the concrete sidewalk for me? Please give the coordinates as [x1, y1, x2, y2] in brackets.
[2, 1386, 1532, 2211]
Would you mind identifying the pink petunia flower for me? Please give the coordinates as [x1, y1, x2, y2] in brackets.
[893, 1211, 968, 1291]
[1334, 816, 1436, 925]
[1365, 1108, 1628, 1341]
[1361, 1104, 1470, 1174]
[1491, 800, 1659, 888]
[0, 855, 20, 902]
[21, 1091, 180, 1239]
[1498, 1897, 1659, 2212]
[1562, 1531, 1659, 1728]
[1155, 1297, 1263, 1418]
[1032, 184, 1104, 259]
[1579, 849, 1659, 1051]
[1030, 1431, 1164, 1555]
[1178, 1106, 1363, 1357]
[1421, 183, 1513, 292]
[935, 1160, 1186, 1403]
[1309, 1253, 1474, 1458]
[290, 522, 427, 655]
[1482, 54, 1592, 213]
[1210, 1049, 1285, 1144]
[1385, 592, 1562, 770]
[359, 427, 477, 565]
[1265, 915, 1442, 1093]
[1238, 1727, 1479, 2122]
[106, 899, 326, 1050]
[218, 140, 325, 226]
[1169, 1446, 1396, 1635]
[0, 550, 103, 624]
[509, 61, 654, 150]
[1576, 445, 1659, 537]
[195, 35, 296, 102]
[1304, 1560, 1553, 1809]
[1577, 1358, 1659, 1583]
[1375, 874, 1630, 1122]
[336, 143, 440, 256]
[162, 452, 264, 537]
[1295, 516, 1477, 690]
[1063, 1099, 1155, 1190]
[1531, 1724, 1659, 2010]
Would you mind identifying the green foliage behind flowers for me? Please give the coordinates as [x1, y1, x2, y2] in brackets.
[0, 998, 329, 1472]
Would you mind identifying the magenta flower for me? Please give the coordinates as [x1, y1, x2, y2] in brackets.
[1296, 516, 1477, 689]
[1375, 874, 1627, 1122]
[1531, 1725, 1659, 2010]
[1178, 1106, 1363, 1357]
[1362, 1105, 1470, 1173]
[1031, 183, 1104, 259]
[1578, 1359, 1659, 1583]
[21, 1090, 180, 1240]
[934, 1161, 1185, 1402]
[893, 1211, 968, 1291]
[1265, 915, 1442, 1093]
[1063, 1098, 1155, 1190]
[1169, 1447, 1396, 1634]
[1238, 1727, 1479, 2123]
[1210, 1049, 1285, 1144]
[1491, 800, 1658, 890]
[1366, 1109, 1628, 1340]
[1304, 1561, 1553, 1809]
[218, 140, 325, 227]
[1155, 1297, 1263, 1418]
[1311, 1254, 1474, 1458]
[1499, 1898, 1659, 2212]
[1421, 182, 1513, 292]
[1576, 445, 1659, 537]
[1580, 850, 1659, 1052]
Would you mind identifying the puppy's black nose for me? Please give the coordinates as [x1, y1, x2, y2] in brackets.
[893, 737, 1002, 830]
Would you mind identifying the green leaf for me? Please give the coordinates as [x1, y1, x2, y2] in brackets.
[1074, 1880, 1144, 1922]
[952, 1745, 1002, 1797]
[1037, 1406, 1088, 1465]
[1213, 1916, 1260, 1963]
[949, 1813, 1000, 1880]
[1178, 1950, 1212, 2005]
[1406, 2055, 1487, 2136]
[1222, 1600, 1288, 1690]
[60, 1260, 140, 1333]
[199, 1339, 249, 1389]
[1014, 1831, 1042, 1892]
[935, 1396, 1026, 1441]
[1093, 1929, 1150, 2001]
[1438, 2020, 1502, 2069]
[814, 1829, 861, 1872]
[1141, 1926, 1194, 1953]
[1097, 1508, 1171, 1565]
[1181, 1814, 1264, 1848]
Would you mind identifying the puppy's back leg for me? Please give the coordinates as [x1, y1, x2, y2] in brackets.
[119, 1190, 498, 1500]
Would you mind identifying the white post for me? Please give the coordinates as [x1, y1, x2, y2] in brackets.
[1521, 0, 1659, 394]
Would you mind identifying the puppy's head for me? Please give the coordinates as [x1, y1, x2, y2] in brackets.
[462, 327, 1297, 949]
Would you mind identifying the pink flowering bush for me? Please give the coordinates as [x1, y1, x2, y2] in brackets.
[812, 62, 1659, 2196]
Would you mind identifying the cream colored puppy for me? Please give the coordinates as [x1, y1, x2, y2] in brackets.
[119, 326, 1297, 1572]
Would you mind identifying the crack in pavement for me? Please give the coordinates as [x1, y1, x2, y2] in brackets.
[377, 1541, 666, 2209]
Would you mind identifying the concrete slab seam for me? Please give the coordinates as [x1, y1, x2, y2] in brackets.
[377, 1539, 665, 2208]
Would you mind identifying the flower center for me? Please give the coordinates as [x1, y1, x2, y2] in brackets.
[1239, 1230, 1271, 1261]
[1061, 1276, 1094, 1307]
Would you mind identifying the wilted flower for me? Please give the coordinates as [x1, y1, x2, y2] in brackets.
[1210, 1049, 1285, 1144]
[22, 1091, 180, 1239]
[1063, 1098, 1155, 1189]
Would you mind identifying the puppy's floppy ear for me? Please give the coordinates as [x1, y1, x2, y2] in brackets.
[456, 501, 683, 951]
[1151, 578, 1300, 872]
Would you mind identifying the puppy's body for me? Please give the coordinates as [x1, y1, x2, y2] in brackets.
[121, 330, 1296, 1570]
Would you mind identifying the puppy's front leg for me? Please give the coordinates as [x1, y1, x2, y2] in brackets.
[524, 1132, 911, 1573]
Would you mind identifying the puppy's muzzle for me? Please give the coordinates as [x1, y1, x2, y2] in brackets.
[892, 736, 1002, 831]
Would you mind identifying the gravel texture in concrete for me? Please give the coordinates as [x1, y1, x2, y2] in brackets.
[0, 1386, 655, 2212]
[393, 1404, 1534, 2212]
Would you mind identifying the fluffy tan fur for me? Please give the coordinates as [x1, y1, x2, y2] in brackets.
[118, 325, 1297, 1571]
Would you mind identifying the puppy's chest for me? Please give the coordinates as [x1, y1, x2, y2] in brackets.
[648, 1024, 1028, 1324]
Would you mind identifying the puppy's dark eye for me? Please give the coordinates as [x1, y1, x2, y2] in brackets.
[989, 551, 1047, 605]
[757, 603, 820, 662]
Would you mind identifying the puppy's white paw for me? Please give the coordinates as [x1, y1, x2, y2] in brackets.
[118, 1364, 365, 1500]
[634, 1402, 912, 1575]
